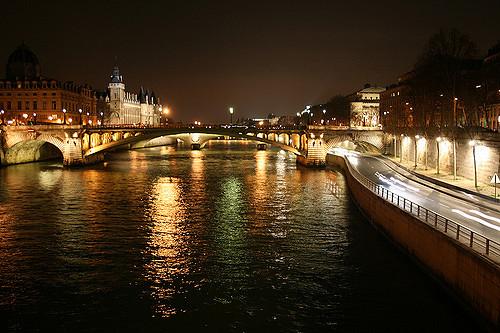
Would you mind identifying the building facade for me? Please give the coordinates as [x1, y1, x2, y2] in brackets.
[106, 66, 161, 125]
[0, 43, 97, 125]
[379, 79, 413, 131]
[348, 84, 385, 128]
[483, 45, 500, 131]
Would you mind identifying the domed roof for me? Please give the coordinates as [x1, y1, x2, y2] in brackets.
[7, 43, 39, 65]
[6, 42, 41, 80]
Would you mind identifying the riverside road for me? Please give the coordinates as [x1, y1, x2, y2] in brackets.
[345, 153, 500, 244]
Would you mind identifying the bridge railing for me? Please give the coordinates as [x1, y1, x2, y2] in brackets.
[87, 124, 307, 131]
[341, 153, 500, 262]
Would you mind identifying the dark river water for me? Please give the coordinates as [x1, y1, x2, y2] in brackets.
[0, 141, 481, 332]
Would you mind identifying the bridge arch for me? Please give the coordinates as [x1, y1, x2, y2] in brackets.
[268, 132, 279, 142]
[102, 132, 113, 145]
[300, 134, 308, 150]
[278, 133, 289, 145]
[83, 128, 304, 158]
[4, 139, 63, 165]
[325, 137, 381, 154]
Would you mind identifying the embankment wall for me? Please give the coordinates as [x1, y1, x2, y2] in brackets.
[328, 154, 500, 331]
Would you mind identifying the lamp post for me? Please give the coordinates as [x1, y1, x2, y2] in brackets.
[62, 108, 66, 125]
[79, 108, 82, 125]
[414, 135, 420, 168]
[436, 137, 441, 174]
[229, 107, 234, 125]
[100, 112, 104, 126]
[470, 140, 478, 188]
[400, 134, 403, 163]
[33, 113, 37, 125]
[86, 112, 90, 126]
[453, 97, 458, 179]
[1, 110, 4, 124]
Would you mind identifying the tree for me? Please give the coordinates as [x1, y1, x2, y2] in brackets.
[304, 95, 350, 126]
[407, 28, 482, 181]
[411, 28, 479, 129]
[326, 95, 350, 125]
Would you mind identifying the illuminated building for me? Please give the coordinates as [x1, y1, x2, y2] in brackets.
[101, 66, 161, 125]
[348, 84, 385, 128]
[0, 43, 97, 125]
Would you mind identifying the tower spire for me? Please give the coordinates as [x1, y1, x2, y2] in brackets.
[110, 59, 122, 83]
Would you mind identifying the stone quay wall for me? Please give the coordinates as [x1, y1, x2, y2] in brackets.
[328, 154, 500, 331]
[388, 132, 500, 185]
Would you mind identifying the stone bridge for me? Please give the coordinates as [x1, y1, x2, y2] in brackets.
[0, 124, 387, 167]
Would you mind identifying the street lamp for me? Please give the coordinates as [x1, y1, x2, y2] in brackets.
[62, 108, 66, 124]
[414, 135, 420, 168]
[400, 134, 404, 163]
[470, 140, 478, 188]
[79, 108, 83, 125]
[436, 137, 442, 174]
[1, 110, 4, 124]
[100, 112, 104, 126]
[229, 107, 234, 124]
[33, 113, 37, 125]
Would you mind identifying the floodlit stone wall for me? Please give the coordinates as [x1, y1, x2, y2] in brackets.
[390, 132, 500, 184]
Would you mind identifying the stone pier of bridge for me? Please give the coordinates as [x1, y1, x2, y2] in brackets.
[0, 125, 104, 166]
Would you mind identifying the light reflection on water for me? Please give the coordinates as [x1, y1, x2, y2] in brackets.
[147, 177, 186, 317]
[0, 140, 482, 331]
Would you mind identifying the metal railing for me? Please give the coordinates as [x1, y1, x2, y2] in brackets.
[342, 155, 500, 262]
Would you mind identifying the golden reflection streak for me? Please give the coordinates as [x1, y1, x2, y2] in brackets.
[190, 150, 205, 181]
[269, 151, 289, 239]
[189, 150, 207, 208]
[146, 177, 186, 317]
[251, 150, 269, 205]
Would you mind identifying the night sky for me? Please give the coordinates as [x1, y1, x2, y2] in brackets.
[1, 1, 498, 123]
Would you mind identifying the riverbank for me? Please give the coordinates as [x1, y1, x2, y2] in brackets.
[328, 153, 500, 331]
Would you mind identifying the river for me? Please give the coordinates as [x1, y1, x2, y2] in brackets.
[0, 140, 481, 331]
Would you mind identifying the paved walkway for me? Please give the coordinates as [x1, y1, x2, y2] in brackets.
[386, 155, 500, 199]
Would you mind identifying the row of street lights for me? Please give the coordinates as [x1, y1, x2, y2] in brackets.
[400, 134, 481, 188]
